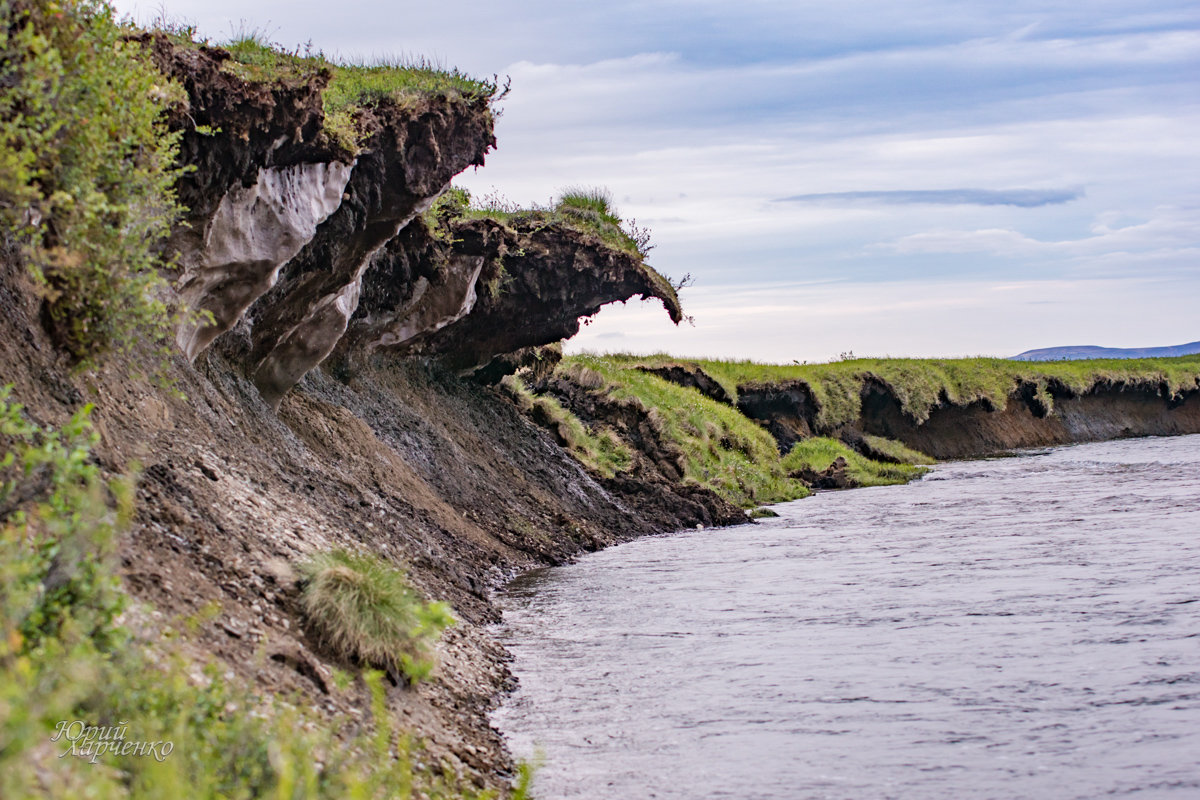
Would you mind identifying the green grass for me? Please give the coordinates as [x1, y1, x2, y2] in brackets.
[781, 437, 929, 487]
[605, 354, 1200, 430]
[218, 32, 496, 107]
[561, 356, 810, 507]
[155, 24, 498, 153]
[556, 186, 618, 217]
[1, 386, 501, 798]
[458, 185, 657, 261]
[297, 549, 455, 684]
[502, 375, 633, 478]
[860, 434, 934, 465]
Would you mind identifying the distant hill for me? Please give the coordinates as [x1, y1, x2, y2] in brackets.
[1011, 341, 1200, 361]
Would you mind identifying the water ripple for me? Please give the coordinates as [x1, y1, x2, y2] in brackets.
[495, 435, 1200, 799]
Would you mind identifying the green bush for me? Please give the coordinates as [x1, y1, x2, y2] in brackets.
[298, 549, 455, 684]
[0, 386, 506, 797]
[0, 385, 129, 654]
[0, 0, 187, 366]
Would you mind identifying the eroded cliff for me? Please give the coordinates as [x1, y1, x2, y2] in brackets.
[0, 24, 702, 796]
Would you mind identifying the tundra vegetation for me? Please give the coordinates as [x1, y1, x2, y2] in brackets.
[297, 549, 456, 685]
[163, 22, 502, 154]
[509, 352, 1199, 508]
[672, 355, 1200, 428]
[0, 2, 522, 797]
[2, 2, 1197, 798]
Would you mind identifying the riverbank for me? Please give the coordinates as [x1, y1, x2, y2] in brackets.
[2, 5, 1200, 797]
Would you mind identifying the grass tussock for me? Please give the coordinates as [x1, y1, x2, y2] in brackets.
[298, 549, 454, 684]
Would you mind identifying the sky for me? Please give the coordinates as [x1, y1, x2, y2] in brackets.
[113, 0, 1200, 362]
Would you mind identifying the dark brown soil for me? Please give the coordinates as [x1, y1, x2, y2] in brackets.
[0, 248, 721, 792]
[856, 378, 1200, 459]
[728, 374, 1200, 460]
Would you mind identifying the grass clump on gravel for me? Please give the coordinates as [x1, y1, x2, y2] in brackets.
[298, 549, 455, 684]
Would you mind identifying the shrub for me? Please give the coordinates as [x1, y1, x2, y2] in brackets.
[0, 385, 130, 653]
[1, 386, 499, 798]
[0, 0, 187, 366]
[297, 549, 455, 684]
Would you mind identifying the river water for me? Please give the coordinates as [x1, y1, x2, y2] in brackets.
[494, 435, 1200, 799]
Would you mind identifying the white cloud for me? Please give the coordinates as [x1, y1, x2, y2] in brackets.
[113, 0, 1200, 354]
[884, 206, 1200, 261]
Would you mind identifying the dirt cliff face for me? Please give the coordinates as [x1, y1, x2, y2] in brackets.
[0, 34, 715, 793]
[406, 217, 682, 373]
[136, 34, 352, 361]
[734, 380, 817, 451]
[152, 35, 679, 409]
[856, 377, 1200, 459]
[247, 96, 497, 405]
[731, 375, 1200, 459]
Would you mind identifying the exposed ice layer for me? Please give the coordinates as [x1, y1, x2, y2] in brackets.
[176, 161, 352, 360]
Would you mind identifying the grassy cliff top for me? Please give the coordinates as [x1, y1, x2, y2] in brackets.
[444, 186, 656, 260]
[584, 353, 1200, 430]
[218, 36, 499, 110]
[425, 185, 681, 319]
[154, 25, 499, 152]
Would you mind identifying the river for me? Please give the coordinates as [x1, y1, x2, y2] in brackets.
[494, 435, 1200, 799]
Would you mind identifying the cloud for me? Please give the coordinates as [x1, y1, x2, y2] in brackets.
[776, 188, 1083, 207]
[112, 0, 1200, 353]
[884, 206, 1200, 259]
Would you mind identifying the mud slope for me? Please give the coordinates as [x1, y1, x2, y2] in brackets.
[0, 33, 708, 793]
